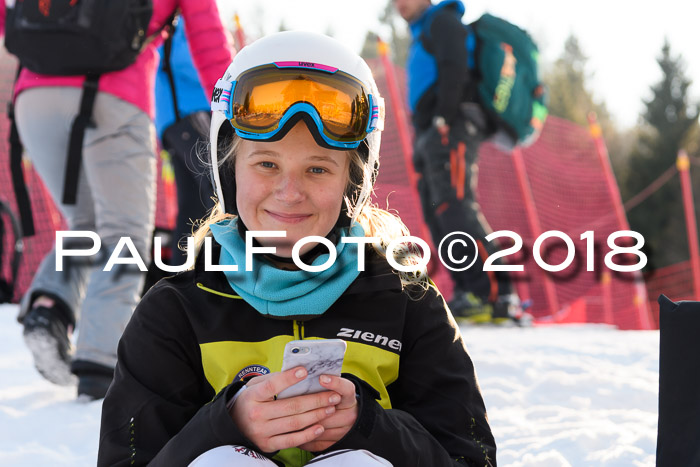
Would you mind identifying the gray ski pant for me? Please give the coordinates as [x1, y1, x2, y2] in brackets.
[15, 87, 156, 369]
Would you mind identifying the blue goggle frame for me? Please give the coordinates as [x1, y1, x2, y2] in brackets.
[211, 63, 382, 150]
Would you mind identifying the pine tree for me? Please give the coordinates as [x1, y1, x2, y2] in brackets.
[543, 35, 613, 130]
[542, 35, 635, 196]
[625, 40, 699, 267]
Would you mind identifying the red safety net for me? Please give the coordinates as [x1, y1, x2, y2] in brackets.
[0, 50, 653, 329]
[366, 58, 651, 330]
[0, 49, 176, 303]
[0, 50, 65, 303]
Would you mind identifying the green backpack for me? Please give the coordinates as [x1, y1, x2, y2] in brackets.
[469, 14, 548, 148]
[421, 12, 548, 149]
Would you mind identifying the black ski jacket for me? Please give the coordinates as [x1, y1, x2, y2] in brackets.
[98, 246, 496, 466]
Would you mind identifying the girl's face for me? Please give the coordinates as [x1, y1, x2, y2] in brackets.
[235, 121, 350, 257]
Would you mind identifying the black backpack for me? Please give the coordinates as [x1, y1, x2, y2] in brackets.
[0, 200, 23, 304]
[4, 0, 165, 238]
[4, 0, 153, 76]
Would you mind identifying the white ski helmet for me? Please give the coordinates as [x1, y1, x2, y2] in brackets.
[209, 30, 384, 224]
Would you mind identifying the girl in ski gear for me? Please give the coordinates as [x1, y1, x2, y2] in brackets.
[98, 31, 496, 467]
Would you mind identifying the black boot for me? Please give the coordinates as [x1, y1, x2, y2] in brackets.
[22, 306, 75, 385]
[72, 360, 115, 400]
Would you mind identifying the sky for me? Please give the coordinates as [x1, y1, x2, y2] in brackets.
[216, 0, 700, 129]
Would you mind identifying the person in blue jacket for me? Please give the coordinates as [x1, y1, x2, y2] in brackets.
[395, 0, 525, 323]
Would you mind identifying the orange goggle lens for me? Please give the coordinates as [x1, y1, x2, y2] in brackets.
[231, 64, 371, 142]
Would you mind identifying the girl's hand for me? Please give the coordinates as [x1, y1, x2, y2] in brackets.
[229, 367, 341, 453]
[298, 374, 359, 452]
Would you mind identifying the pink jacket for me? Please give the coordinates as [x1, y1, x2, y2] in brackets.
[0, 0, 233, 118]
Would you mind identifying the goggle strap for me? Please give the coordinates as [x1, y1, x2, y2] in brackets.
[211, 79, 234, 118]
[366, 94, 385, 134]
[209, 111, 228, 212]
[375, 96, 386, 132]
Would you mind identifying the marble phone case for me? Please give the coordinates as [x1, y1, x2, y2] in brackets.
[277, 339, 347, 399]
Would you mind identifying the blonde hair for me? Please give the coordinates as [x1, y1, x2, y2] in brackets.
[192, 137, 428, 288]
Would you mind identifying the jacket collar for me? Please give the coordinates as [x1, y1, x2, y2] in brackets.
[192, 238, 403, 299]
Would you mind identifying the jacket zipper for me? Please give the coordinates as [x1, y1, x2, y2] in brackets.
[196, 282, 242, 299]
[293, 320, 305, 340]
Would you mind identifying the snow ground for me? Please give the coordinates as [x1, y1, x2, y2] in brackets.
[0, 304, 658, 466]
[461, 325, 658, 467]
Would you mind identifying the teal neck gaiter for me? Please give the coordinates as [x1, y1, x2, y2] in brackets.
[209, 218, 364, 318]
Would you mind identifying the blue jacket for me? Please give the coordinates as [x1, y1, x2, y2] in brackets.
[155, 18, 211, 139]
[406, 0, 471, 130]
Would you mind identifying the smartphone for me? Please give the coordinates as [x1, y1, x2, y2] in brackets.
[277, 339, 347, 399]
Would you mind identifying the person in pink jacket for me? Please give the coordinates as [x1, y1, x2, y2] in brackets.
[0, 0, 233, 399]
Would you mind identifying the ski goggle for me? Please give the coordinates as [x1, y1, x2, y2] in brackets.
[211, 63, 384, 149]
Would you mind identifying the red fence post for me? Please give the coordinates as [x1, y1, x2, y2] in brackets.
[587, 113, 653, 329]
[377, 38, 414, 181]
[511, 147, 560, 317]
[677, 150, 700, 299]
[233, 13, 246, 50]
[601, 271, 613, 324]
[376, 38, 441, 277]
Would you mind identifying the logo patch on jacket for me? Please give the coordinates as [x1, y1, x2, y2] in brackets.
[234, 446, 268, 459]
[233, 365, 270, 384]
[337, 327, 402, 351]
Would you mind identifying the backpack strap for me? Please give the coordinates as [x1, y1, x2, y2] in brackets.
[62, 73, 100, 205]
[0, 206, 8, 303]
[7, 65, 35, 237]
[418, 10, 478, 100]
[417, 9, 439, 56]
[62, 9, 179, 206]
[161, 20, 182, 123]
[0, 199, 24, 303]
[465, 23, 477, 70]
[418, 8, 476, 63]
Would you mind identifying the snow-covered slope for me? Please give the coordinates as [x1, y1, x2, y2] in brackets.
[462, 325, 657, 466]
[0, 304, 658, 466]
